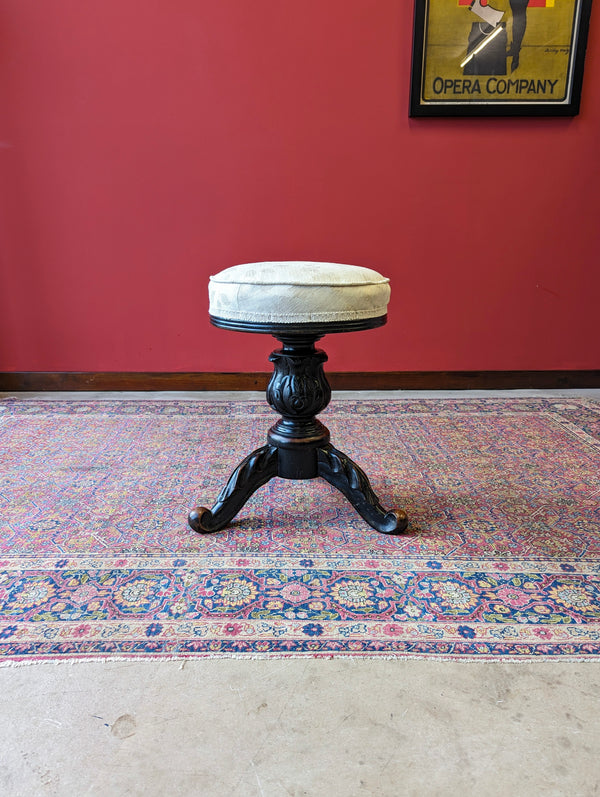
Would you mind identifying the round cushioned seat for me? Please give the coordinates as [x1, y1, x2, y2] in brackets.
[208, 261, 391, 325]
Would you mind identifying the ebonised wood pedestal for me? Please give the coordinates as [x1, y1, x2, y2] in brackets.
[188, 315, 408, 535]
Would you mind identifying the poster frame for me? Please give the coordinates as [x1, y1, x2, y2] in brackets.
[409, 0, 593, 117]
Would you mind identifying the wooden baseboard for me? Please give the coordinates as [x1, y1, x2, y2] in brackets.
[1, 371, 599, 391]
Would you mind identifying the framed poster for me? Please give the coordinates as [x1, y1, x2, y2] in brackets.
[410, 0, 593, 116]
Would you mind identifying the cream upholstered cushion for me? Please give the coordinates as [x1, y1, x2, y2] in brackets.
[208, 261, 391, 324]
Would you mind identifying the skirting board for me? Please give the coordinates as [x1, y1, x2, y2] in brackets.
[1, 371, 600, 391]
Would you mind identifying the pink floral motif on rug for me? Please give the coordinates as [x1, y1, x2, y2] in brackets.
[1, 397, 599, 662]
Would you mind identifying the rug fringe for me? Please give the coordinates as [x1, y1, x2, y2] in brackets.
[1, 653, 599, 668]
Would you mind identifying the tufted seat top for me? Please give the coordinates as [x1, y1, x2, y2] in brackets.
[208, 261, 391, 324]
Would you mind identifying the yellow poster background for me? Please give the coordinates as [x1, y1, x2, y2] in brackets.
[421, 0, 579, 104]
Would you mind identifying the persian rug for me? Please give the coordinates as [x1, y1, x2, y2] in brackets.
[1, 396, 600, 663]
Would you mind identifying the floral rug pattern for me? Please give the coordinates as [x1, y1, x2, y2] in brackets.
[1, 397, 600, 661]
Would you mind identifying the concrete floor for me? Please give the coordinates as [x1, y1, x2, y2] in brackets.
[1, 658, 599, 796]
[2, 390, 600, 796]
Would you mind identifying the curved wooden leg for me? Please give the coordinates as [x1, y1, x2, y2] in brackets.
[317, 445, 408, 535]
[189, 445, 279, 533]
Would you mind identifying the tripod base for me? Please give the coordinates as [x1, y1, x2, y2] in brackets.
[189, 443, 408, 535]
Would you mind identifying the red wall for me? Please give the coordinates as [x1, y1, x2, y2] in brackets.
[1, 0, 599, 374]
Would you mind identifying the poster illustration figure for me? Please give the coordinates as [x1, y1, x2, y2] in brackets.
[508, 0, 530, 70]
[463, 0, 530, 75]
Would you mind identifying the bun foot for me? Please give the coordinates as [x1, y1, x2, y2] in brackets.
[381, 509, 409, 535]
[188, 507, 217, 534]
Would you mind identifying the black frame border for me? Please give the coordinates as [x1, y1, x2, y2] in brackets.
[409, 0, 593, 117]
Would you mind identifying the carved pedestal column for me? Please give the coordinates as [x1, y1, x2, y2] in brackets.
[266, 334, 331, 479]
